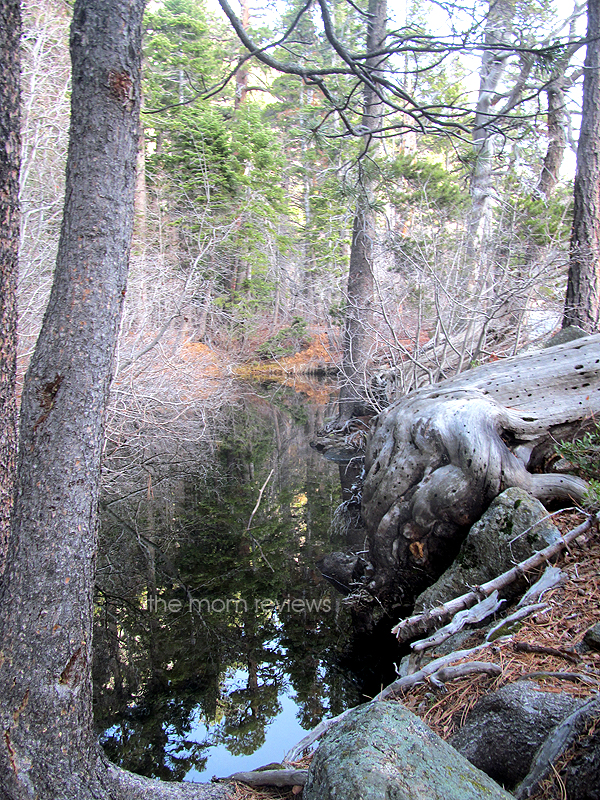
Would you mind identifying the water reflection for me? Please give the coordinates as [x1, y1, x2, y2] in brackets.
[94, 382, 362, 781]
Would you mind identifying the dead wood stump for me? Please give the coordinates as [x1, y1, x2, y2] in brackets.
[361, 334, 600, 610]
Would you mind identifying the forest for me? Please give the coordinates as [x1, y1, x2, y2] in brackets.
[1, 0, 599, 798]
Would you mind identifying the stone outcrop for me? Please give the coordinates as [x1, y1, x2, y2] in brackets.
[303, 701, 514, 800]
[414, 487, 561, 610]
[449, 680, 581, 789]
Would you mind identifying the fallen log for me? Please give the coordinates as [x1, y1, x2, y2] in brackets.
[485, 603, 548, 642]
[361, 334, 600, 608]
[411, 591, 504, 652]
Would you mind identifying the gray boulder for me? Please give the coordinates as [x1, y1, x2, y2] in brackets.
[584, 622, 600, 652]
[449, 680, 581, 789]
[415, 487, 561, 610]
[564, 722, 600, 799]
[303, 701, 513, 800]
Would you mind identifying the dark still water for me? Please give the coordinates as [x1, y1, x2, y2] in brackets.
[93, 382, 387, 782]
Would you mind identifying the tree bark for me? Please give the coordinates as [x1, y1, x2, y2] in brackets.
[467, 0, 515, 262]
[338, 0, 386, 421]
[563, 0, 600, 333]
[0, 0, 20, 576]
[0, 0, 144, 794]
[361, 334, 600, 610]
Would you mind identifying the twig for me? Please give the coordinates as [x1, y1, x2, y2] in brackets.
[246, 468, 275, 572]
[513, 641, 580, 664]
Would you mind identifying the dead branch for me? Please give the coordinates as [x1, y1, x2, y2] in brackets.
[517, 566, 566, 606]
[513, 641, 580, 664]
[518, 671, 598, 686]
[222, 769, 308, 788]
[375, 642, 494, 700]
[411, 590, 504, 652]
[284, 708, 353, 763]
[429, 661, 502, 689]
[485, 603, 548, 642]
[392, 512, 598, 644]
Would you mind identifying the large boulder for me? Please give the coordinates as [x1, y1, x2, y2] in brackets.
[414, 487, 561, 610]
[303, 701, 513, 800]
[449, 681, 581, 789]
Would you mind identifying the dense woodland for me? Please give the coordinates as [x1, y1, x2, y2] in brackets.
[15, 0, 597, 425]
[1, 0, 600, 797]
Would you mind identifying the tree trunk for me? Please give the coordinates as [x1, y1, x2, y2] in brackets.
[361, 334, 600, 610]
[338, 0, 386, 422]
[537, 77, 568, 199]
[0, 0, 20, 576]
[467, 0, 515, 262]
[0, 0, 143, 794]
[563, 0, 600, 333]
[234, 0, 249, 109]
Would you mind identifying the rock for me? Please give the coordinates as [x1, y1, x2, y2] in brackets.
[563, 721, 600, 799]
[303, 701, 513, 800]
[584, 622, 600, 651]
[415, 487, 561, 610]
[545, 325, 588, 347]
[318, 552, 361, 594]
[449, 681, 581, 789]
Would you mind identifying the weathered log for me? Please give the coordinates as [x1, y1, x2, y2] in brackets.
[411, 591, 504, 652]
[223, 768, 308, 787]
[428, 661, 502, 689]
[485, 603, 548, 642]
[375, 642, 494, 700]
[362, 334, 600, 608]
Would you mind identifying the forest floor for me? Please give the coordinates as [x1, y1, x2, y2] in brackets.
[225, 510, 600, 800]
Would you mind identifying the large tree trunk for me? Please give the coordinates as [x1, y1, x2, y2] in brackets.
[337, 0, 386, 422]
[563, 0, 600, 333]
[0, 3, 231, 796]
[0, 0, 143, 794]
[0, 0, 20, 576]
[361, 335, 600, 611]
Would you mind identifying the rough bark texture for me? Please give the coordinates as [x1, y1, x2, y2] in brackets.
[338, 0, 386, 421]
[0, 0, 20, 576]
[537, 76, 568, 198]
[0, 0, 143, 795]
[361, 335, 600, 610]
[564, 0, 600, 333]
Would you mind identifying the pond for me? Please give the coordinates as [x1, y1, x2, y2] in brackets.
[93, 381, 396, 782]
